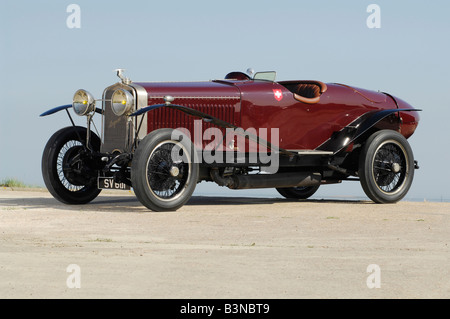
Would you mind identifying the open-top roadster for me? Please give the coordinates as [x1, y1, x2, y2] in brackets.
[41, 69, 420, 211]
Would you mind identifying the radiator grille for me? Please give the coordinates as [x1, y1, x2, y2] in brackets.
[101, 83, 135, 153]
[147, 98, 240, 149]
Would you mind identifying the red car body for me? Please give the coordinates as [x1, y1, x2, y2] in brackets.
[134, 79, 419, 151]
[41, 70, 421, 211]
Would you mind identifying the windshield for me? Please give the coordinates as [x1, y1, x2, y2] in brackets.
[253, 71, 276, 82]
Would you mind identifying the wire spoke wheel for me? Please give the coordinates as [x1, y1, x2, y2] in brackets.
[146, 141, 190, 200]
[132, 128, 199, 211]
[42, 126, 102, 205]
[359, 130, 414, 204]
[56, 140, 85, 192]
[372, 142, 407, 194]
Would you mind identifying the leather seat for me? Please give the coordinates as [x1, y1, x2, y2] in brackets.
[281, 81, 327, 104]
[296, 83, 321, 98]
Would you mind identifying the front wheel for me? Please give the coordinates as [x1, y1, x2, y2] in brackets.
[42, 126, 102, 204]
[131, 129, 199, 211]
[358, 130, 415, 203]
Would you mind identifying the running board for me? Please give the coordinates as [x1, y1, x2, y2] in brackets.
[288, 150, 334, 155]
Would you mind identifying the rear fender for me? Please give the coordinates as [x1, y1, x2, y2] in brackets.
[317, 108, 421, 154]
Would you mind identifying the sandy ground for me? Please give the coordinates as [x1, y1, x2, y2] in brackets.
[0, 188, 448, 299]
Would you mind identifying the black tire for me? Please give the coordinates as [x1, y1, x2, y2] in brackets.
[42, 126, 102, 204]
[358, 130, 415, 203]
[276, 185, 320, 199]
[131, 128, 199, 211]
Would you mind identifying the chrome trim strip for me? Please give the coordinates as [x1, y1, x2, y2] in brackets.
[288, 150, 334, 155]
[148, 96, 240, 100]
[129, 82, 148, 140]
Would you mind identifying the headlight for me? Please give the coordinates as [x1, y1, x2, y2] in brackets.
[73, 89, 96, 116]
[111, 89, 134, 116]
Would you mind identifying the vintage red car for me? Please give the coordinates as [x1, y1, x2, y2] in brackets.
[40, 69, 420, 211]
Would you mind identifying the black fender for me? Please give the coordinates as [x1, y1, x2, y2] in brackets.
[39, 104, 72, 117]
[317, 108, 421, 154]
[40, 104, 103, 117]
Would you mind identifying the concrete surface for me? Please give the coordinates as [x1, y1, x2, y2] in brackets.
[0, 188, 448, 299]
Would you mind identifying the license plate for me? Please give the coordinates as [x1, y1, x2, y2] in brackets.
[98, 177, 131, 190]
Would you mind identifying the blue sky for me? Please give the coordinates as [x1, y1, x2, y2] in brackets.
[1, 0, 449, 201]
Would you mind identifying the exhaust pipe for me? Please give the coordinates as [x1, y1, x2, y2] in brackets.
[210, 169, 321, 190]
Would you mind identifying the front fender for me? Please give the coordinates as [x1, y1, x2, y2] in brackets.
[39, 104, 72, 117]
[40, 104, 103, 117]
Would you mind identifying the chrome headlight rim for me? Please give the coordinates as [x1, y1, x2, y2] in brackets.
[111, 88, 134, 116]
[72, 89, 96, 116]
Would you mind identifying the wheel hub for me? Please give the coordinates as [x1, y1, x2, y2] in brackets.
[169, 166, 180, 177]
[391, 162, 401, 173]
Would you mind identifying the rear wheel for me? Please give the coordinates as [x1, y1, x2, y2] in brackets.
[276, 185, 320, 199]
[131, 129, 199, 211]
[42, 126, 102, 204]
[358, 130, 414, 203]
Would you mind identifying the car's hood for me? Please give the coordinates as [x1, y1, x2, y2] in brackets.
[133, 81, 241, 101]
